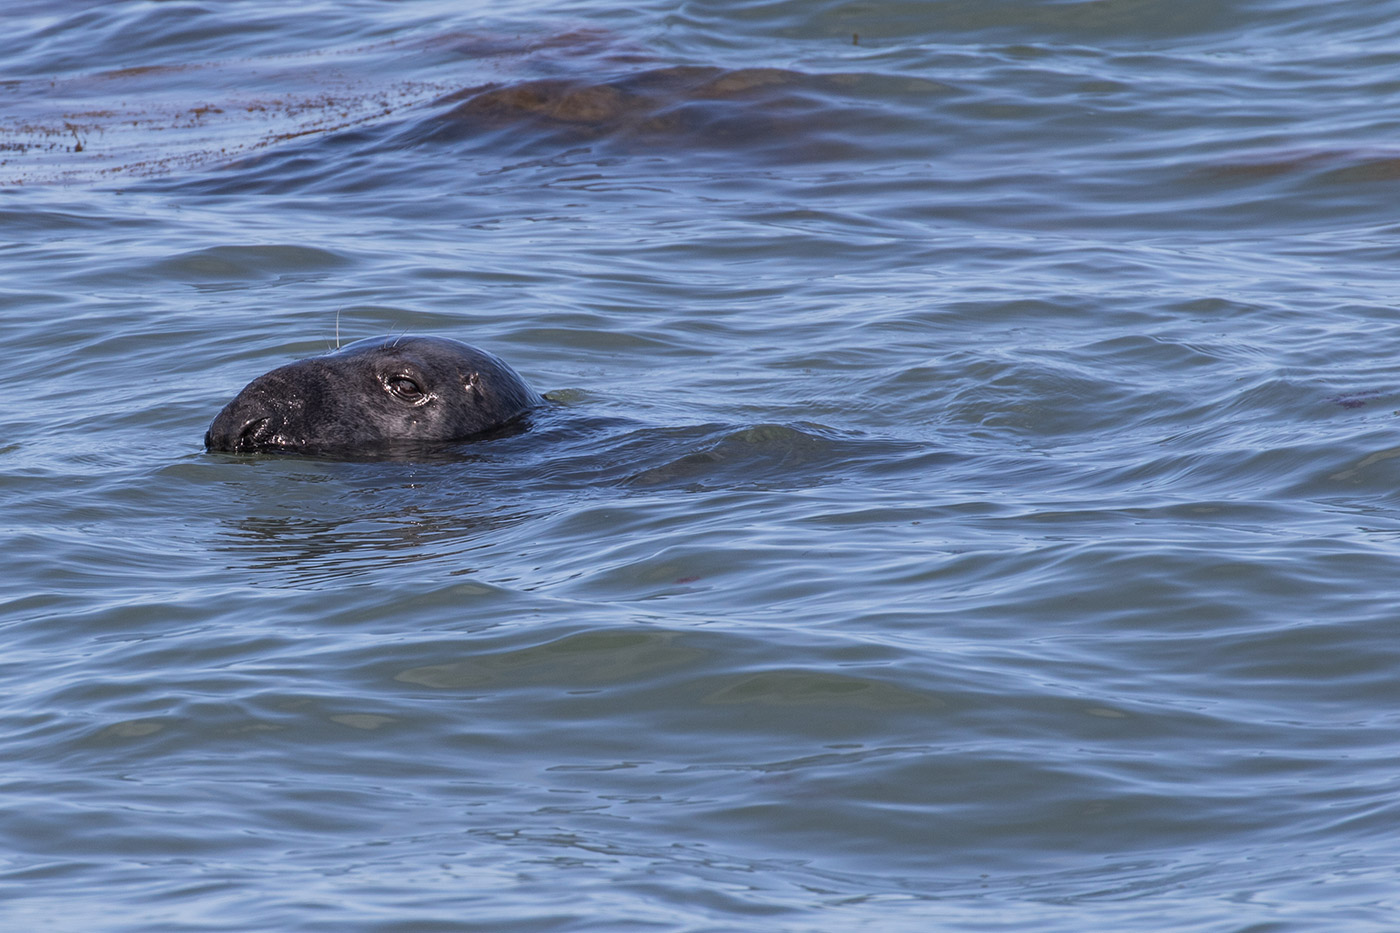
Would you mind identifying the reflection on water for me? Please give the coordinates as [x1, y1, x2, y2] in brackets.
[219, 505, 522, 587]
[211, 415, 924, 587]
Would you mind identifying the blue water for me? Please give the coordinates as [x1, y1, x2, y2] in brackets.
[4, 1, 1400, 930]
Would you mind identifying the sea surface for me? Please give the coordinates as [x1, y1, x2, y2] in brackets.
[4, 1, 1400, 930]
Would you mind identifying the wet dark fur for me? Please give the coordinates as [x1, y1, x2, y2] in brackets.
[205, 335, 542, 456]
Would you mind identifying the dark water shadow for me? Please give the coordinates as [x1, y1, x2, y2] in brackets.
[1, 24, 955, 189]
[391, 65, 916, 163]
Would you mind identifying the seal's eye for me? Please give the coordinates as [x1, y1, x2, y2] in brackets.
[386, 375, 425, 402]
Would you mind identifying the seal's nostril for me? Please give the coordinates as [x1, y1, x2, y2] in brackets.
[237, 417, 271, 450]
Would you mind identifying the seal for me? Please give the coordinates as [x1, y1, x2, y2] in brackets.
[204, 335, 542, 455]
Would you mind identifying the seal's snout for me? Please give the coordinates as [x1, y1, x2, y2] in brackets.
[205, 398, 279, 453]
[205, 362, 316, 453]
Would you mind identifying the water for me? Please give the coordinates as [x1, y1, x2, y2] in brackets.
[4, 1, 1400, 929]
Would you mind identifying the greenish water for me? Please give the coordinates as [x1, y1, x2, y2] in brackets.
[4, 1, 1400, 930]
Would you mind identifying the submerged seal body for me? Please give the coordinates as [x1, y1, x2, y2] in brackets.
[205, 335, 542, 455]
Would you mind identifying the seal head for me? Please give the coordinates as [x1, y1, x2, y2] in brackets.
[205, 335, 542, 456]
